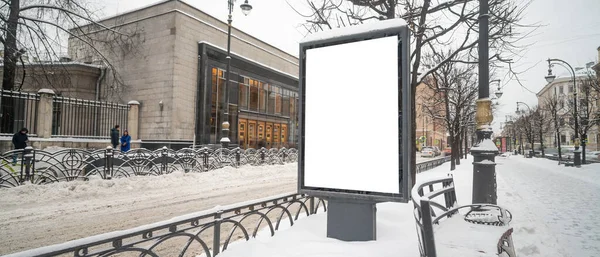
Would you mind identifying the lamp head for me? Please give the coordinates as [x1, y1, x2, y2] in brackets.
[240, 0, 252, 16]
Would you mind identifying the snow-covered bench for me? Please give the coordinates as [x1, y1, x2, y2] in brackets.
[412, 176, 516, 257]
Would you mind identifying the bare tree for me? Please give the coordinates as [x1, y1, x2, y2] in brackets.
[422, 52, 477, 170]
[532, 105, 549, 157]
[290, 0, 535, 184]
[577, 75, 600, 163]
[0, 0, 143, 131]
[519, 109, 535, 155]
[542, 93, 564, 161]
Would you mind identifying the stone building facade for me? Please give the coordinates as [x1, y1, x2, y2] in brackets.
[536, 65, 599, 151]
[415, 82, 448, 151]
[68, 0, 299, 148]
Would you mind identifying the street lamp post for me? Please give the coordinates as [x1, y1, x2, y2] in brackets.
[545, 58, 581, 166]
[221, 0, 252, 149]
[471, 0, 498, 205]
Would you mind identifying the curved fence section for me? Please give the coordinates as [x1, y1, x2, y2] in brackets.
[0, 146, 298, 188]
[1, 146, 446, 189]
[4, 193, 327, 257]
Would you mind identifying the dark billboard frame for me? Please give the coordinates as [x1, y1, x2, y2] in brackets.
[297, 22, 412, 203]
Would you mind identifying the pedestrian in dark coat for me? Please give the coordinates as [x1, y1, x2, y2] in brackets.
[12, 128, 29, 165]
[120, 130, 131, 153]
[110, 125, 120, 148]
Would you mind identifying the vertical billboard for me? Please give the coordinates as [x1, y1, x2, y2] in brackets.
[298, 19, 412, 203]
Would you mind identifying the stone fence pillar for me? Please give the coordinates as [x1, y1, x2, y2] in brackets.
[36, 89, 55, 138]
[127, 100, 140, 140]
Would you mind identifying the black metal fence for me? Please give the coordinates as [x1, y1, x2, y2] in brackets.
[0, 90, 39, 136]
[4, 193, 327, 257]
[0, 147, 298, 188]
[0, 146, 449, 189]
[52, 96, 128, 138]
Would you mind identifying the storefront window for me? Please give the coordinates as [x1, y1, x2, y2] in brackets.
[275, 86, 282, 114]
[239, 81, 247, 109]
[259, 82, 267, 113]
[282, 89, 290, 117]
[268, 85, 276, 114]
[249, 79, 259, 111]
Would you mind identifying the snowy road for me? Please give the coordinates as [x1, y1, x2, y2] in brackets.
[497, 155, 600, 257]
[0, 164, 297, 255]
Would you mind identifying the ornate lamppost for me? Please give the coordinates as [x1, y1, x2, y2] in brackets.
[220, 0, 253, 149]
[545, 58, 581, 166]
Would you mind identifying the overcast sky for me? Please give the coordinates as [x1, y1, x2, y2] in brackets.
[97, 0, 600, 133]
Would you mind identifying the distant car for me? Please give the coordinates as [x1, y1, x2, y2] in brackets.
[421, 147, 436, 157]
[421, 146, 441, 157]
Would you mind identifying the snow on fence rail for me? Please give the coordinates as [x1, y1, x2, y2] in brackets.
[0, 146, 448, 189]
[3, 193, 327, 257]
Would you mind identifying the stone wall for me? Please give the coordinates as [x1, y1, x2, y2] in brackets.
[0, 63, 101, 100]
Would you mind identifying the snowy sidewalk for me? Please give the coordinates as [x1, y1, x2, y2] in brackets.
[496, 155, 600, 257]
[217, 157, 503, 257]
[217, 155, 600, 257]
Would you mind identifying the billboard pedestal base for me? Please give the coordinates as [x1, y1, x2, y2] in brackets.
[326, 198, 377, 241]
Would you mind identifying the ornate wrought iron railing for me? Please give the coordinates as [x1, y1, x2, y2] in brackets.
[3, 193, 327, 257]
[415, 156, 451, 173]
[0, 146, 450, 189]
[0, 146, 298, 188]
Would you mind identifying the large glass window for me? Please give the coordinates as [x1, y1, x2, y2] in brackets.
[275, 86, 282, 115]
[239, 81, 247, 109]
[259, 82, 267, 113]
[282, 89, 290, 117]
[268, 85, 276, 114]
[210, 68, 219, 143]
[249, 78, 259, 111]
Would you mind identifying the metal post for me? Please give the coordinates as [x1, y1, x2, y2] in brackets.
[213, 210, 223, 256]
[161, 146, 168, 175]
[23, 146, 33, 182]
[471, 0, 498, 205]
[220, 0, 234, 149]
[420, 200, 437, 257]
[548, 58, 579, 165]
[105, 146, 113, 179]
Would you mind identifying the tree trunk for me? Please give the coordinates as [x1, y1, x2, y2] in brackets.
[455, 135, 461, 165]
[449, 135, 456, 171]
[555, 116, 562, 161]
[463, 129, 468, 159]
[582, 133, 587, 164]
[1, 0, 20, 134]
[539, 127, 545, 157]
[3, 0, 19, 91]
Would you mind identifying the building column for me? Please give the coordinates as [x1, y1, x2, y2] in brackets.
[36, 89, 55, 138]
[128, 100, 140, 140]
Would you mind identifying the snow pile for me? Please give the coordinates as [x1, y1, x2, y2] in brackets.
[470, 138, 499, 152]
[0, 164, 296, 205]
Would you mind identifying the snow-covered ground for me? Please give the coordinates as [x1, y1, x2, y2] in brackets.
[496, 154, 600, 256]
[0, 164, 297, 255]
[216, 155, 600, 257]
[9, 153, 580, 257]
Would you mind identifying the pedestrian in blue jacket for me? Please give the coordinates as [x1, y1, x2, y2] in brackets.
[120, 130, 131, 152]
